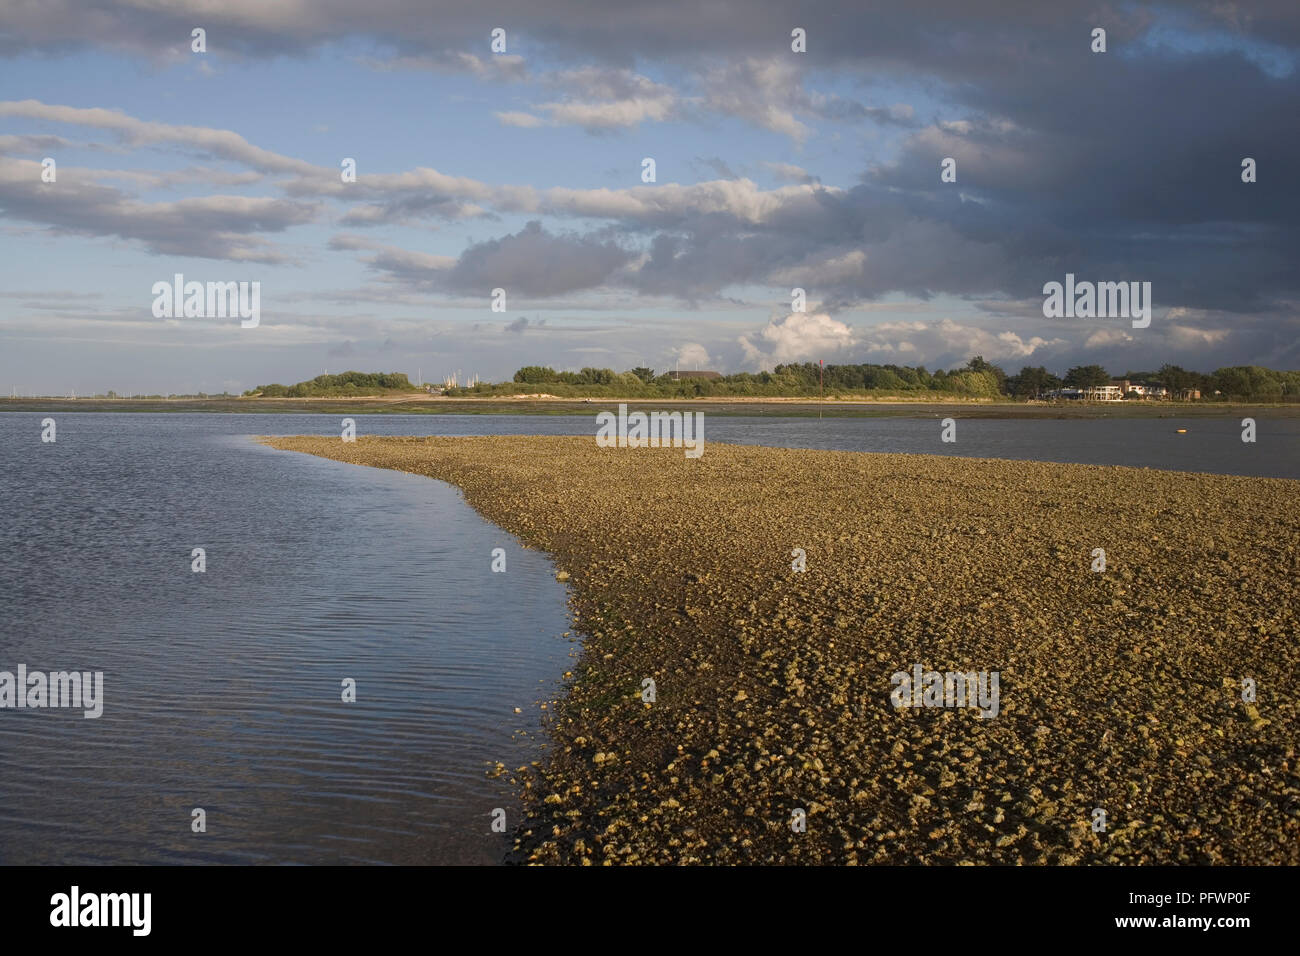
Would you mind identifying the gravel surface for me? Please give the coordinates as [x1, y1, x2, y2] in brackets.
[265, 435, 1300, 865]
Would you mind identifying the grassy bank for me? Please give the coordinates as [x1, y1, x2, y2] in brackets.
[262, 435, 1300, 864]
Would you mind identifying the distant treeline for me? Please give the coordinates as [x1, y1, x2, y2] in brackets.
[246, 372, 417, 397]
[443, 359, 1300, 401]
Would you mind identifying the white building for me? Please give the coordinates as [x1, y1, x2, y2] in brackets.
[1083, 385, 1124, 401]
[1114, 379, 1169, 398]
[1045, 385, 1123, 401]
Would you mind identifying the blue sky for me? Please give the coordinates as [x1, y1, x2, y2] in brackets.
[1, 1, 1297, 394]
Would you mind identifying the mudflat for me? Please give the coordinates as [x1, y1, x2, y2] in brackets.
[264, 435, 1300, 864]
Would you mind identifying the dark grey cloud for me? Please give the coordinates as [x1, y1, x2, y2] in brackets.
[15, 5, 1290, 314]
[326, 234, 455, 288]
[4, 1, 1299, 374]
[0, 158, 317, 261]
[6, 2, 1292, 73]
[439, 220, 633, 297]
[859, 48, 1300, 312]
[0, 101, 317, 175]
[504, 316, 549, 333]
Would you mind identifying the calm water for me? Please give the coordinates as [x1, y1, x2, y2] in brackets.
[0, 414, 575, 864]
[0, 412, 1294, 865]
[732, 415, 1297, 478]
[169, 411, 1294, 476]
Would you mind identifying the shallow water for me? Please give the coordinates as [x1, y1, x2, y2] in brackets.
[251, 410, 1293, 478]
[0, 415, 574, 864]
[0, 411, 1293, 865]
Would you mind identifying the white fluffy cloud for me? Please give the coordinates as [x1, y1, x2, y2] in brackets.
[674, 342, 712, 368]
[739, 312, 856, 367]
[492, 68, 678, 131]
[701, 58, 811, 142]
[851, 318, 1063, 365]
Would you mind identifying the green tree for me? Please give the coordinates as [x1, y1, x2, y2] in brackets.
[1063, 365, 1110, 388]
[1008, 366, 1061, 398]
[611, 371, 644, 389]
[963, 355, 1008, 393]
[943, 369, 1002, 396]
[1211, 365, 1284, 400]
[1156, 364, 1194, 392]
[513, 366, 560, 384]
[576, 367, 615, 385]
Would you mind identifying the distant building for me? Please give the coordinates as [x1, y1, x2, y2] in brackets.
[1113, 379, 1169, 399]
[667, 370, 722, 381]
[1044, 385, 1123, 401]
[1084, 385, 1125, 401]
[1047, 382, 1197, 402]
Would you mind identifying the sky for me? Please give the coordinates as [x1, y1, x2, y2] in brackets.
[1, 0, 1297, 395]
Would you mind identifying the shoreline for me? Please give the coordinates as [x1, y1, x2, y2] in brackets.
[265, 436, 1298, 864]
[6, 395, 1299, 419]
